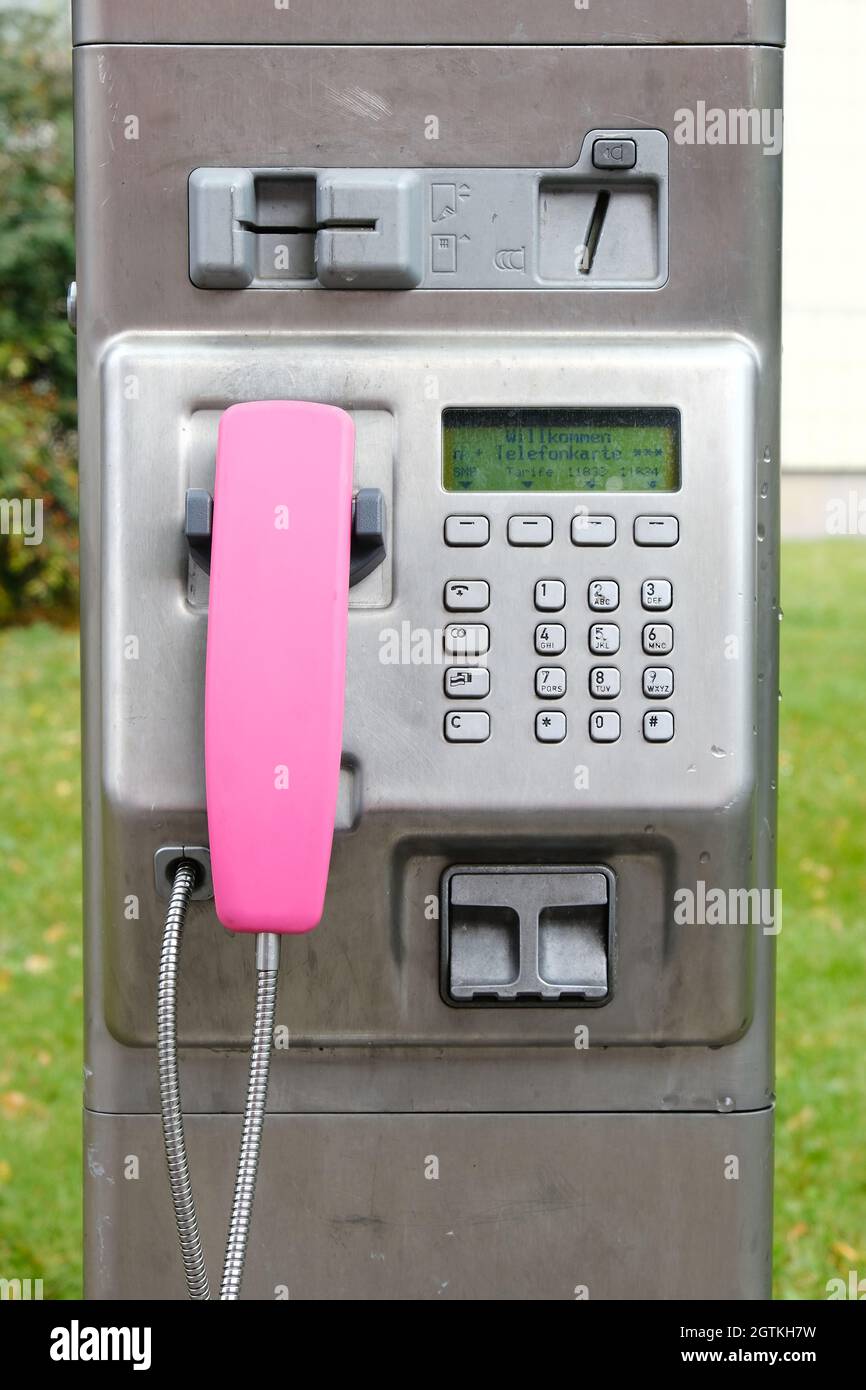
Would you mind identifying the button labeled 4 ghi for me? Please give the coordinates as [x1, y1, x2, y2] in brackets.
[444, 580, 489, 612]
[536, 623, 566, 656]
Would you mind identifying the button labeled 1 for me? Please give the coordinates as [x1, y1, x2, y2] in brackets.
[445, 711, 490, 743]
[535, 579, 565, 612]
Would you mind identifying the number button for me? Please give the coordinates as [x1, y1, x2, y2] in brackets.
[444, 580, 489, 612]
[643, 667, 674, 699]
[642, 624, 673, 656]
[444, 624, 490, 658]
[590, 667, 621, 699]
[588, 580, 619, 612]
[642, 580, 672, 611]
[589, 624, 620, 656]
[536, 667, 567, 699]
[535, 624, 566, 656]
[590, 711, 621, 743]
[445, 516, 489, 547]
[643, 711, 675, 743]
[445, 668, 490, 699]
[536, 711, 567, 744]
[445, 711, 490, 743]
[535, 579, 566, 612]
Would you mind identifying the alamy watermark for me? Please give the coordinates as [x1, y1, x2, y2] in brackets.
[826, 491, 866, 537]
[674, 102, 783, 157]
[0, 497, 43, 546]
[674, 881, 782, 936]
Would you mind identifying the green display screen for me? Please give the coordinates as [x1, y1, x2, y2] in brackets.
[442, 408, 681, 493]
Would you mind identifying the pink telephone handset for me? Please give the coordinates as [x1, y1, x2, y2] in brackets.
[204, 400, 355, 933]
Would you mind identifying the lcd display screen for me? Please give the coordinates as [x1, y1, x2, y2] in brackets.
[442, 408, 681, 493]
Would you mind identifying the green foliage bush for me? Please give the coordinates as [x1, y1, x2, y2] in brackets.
[0, 10, 77, 623]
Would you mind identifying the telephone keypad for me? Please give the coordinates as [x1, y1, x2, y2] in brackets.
[441, 511, 681, 744]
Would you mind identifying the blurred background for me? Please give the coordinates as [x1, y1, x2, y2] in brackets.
[0, 1, 863, 1299]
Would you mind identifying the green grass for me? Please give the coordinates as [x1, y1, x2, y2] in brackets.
[0, 622, 81, 1299]
[775, 541, 866, 1298]
[0, 544, 864, 1299]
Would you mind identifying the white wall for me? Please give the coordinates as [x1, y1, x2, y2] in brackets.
[782, 0, 866, 471]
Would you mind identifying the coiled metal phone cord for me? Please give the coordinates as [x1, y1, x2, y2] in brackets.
[158, 859, 281, 1301]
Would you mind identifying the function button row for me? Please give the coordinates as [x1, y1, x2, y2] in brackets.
[445, 514, 680, 549]
[444, 579, 489, 612]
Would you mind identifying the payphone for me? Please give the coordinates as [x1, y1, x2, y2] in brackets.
[75, 1, 785, 1299]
